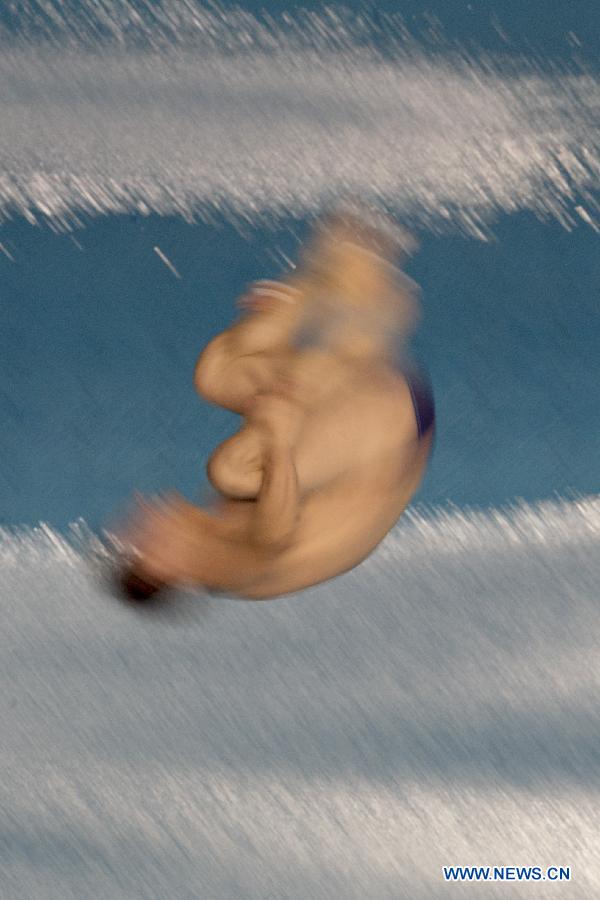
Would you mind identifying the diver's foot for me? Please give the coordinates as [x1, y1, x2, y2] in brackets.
[237, 279, 304, 314]
[293, 209, 417, 342]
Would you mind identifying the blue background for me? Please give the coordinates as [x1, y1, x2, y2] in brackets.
[1, 7, 600, 895]
[1, 211, 598, 530]
[0, 0, 598, 530]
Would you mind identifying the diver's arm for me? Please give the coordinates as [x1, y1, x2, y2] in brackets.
[251, 441, 300, 552]
[248, 391, 303, 550]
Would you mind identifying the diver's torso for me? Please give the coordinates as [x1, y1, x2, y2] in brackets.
[238, 429, 433, 600]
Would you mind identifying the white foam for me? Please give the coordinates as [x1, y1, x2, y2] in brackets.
[0, 4, 599, 233]
[2, 496, 600, 896]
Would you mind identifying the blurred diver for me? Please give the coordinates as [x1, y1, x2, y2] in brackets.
[115, 211, 434, 600]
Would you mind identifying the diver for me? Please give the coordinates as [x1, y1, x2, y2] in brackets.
[115, 212, 435, 600]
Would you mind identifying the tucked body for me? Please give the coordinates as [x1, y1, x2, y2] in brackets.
[116, 216, 434, 600]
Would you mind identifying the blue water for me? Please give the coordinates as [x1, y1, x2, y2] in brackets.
[1, 3, 600, 898]
[2, 0, 599, 62]
[1, 212, 598, 528]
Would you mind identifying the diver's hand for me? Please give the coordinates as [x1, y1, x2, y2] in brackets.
[114, 492, 206, 586]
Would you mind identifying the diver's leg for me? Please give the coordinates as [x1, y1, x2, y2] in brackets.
[194, 281, 304, 413]
[207, 424, 264, 499]
[204, 346, 345, 501]
[207, 361, 417, 501]
[205, 221, 418, 498]
[272, 237, 420, 489]
[206, 273, 416, 498]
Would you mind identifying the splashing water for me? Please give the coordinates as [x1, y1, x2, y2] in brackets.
[2, 497, 600, 897]
[0, 2, 598, 233]
[2, 4, 600, 897]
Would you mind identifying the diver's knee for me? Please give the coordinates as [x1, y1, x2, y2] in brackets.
[194, 352, 220, 403]
[194, 332, 235, 403]
[207, 444, 263, 500]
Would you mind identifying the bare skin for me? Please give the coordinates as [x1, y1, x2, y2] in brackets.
[198, 225, 420, 499]
[117, 220, 432, 599]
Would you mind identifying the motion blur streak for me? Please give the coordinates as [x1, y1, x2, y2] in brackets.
[1, 498, 600, 897]
[0, 4, 599, 232]
[1, 2, 599, 897]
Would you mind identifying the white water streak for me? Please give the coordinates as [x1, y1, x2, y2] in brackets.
[1, 497, 600, 896]
[0, 8, 598, 232]
[153, 245, 181, 278]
